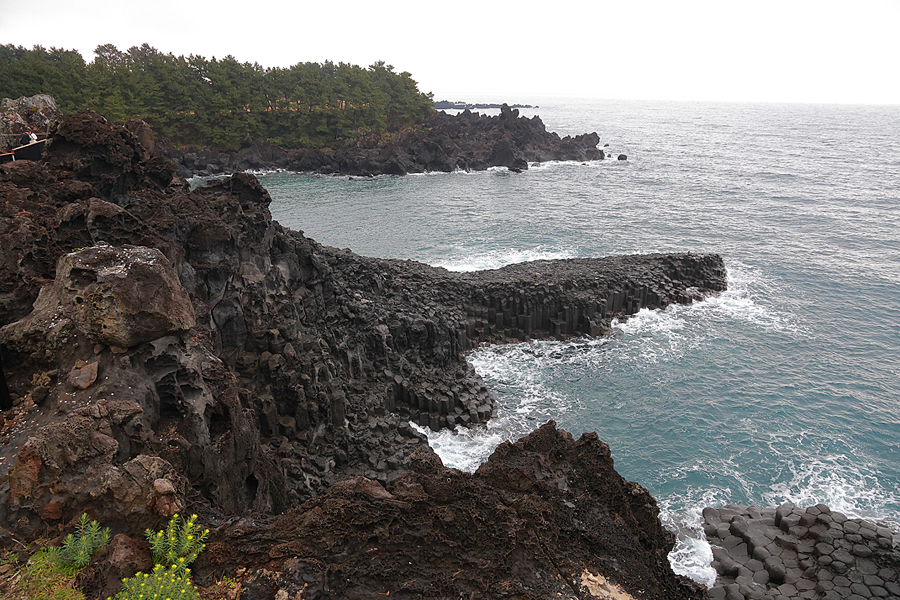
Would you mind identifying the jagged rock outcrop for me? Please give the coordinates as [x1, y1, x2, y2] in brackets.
[0, 110, 724, 598]
[0, 94, 61, 152]
[190, 422, 704, 600]
[161, 104, 606, 177]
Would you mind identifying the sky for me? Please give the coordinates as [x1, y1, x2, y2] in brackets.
[1, 0, 898, 105]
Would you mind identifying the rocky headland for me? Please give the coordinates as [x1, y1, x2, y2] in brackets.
[160, 103, 606, 178]
[5, 109, 894, 600]
[0, 109, 731, 598]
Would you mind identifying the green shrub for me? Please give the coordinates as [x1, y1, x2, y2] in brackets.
[21, 550, 86, 600]
[145, 513, 209, 573]
[115, 563, 199, 600]
[47, 513, 111, 571]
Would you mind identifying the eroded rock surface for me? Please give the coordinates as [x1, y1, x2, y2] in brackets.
[194, 422, 705, 600]
[0, 110, 726, 598]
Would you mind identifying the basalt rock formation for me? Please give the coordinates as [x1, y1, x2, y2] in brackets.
[162, 103, 606, 177]
[1, 110, 725, 598]
[703, 504, 900, 600]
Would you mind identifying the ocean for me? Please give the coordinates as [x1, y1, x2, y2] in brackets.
[257, 97, 900, 585]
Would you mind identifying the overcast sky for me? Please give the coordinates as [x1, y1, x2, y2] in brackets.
[1, 0, 898, 105]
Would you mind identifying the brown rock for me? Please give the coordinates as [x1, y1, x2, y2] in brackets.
[67, 361, 98, 389]
[203, 422, 704, 600]
[76, 533, 152, 600]
[2, 243, 195, 352]
[42, 499, 63, 520]
[153, 478, 175, 494]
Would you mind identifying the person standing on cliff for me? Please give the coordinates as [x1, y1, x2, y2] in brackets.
[18, 129, 37, 146]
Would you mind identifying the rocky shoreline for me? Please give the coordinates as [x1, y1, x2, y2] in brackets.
[0, 109, 721, 598]
[160, 103, 607, 178]
[1, 109, 896, 599]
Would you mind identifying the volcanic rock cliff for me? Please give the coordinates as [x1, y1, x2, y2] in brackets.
[162, 104, 607, 177]
[0, 111, 726, 599]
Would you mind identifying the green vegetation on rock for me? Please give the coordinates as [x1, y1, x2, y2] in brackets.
[19, 550, 86, 600]
[145, 513, 208, 573]
[0, 43, 435, 149]
[115, 564, 199, 600]
[45, 513, 111, 572]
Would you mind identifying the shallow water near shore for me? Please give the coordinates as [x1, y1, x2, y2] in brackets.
[259, 97, 900, 585]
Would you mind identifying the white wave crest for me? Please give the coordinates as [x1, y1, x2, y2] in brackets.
[432, 247, 576, 272]
[412, 422, 507, 473]
[668, 536, 717, 588]
[659, 487, 735, 587]
[693, 261, 804, 334]
[762, 457, 900, 522]
[612, 307, 686, 336]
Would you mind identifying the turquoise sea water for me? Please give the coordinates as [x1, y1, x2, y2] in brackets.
[258, 98, 900, 584]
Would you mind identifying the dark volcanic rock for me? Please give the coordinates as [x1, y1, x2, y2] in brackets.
[703, 503, 900, 600]
[195, 422, 705, 600]
[0, 111, 725, 598]
[161, 104, 606, 177]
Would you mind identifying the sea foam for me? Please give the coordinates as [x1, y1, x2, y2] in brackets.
[432, 246, 576, 272]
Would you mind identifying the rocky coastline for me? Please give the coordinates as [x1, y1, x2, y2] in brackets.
[160, 103, 606, 178]
[0, 109, 722, 598]
[1, 109, 895, 599]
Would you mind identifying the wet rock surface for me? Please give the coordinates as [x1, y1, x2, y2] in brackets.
[1, 110, 725, 598]
[162, 103, 606, 177]
[703, 503, 900, 600]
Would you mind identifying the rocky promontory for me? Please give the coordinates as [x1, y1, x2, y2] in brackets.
[161, 103, 605, 177]
[1, 110, 726, 598]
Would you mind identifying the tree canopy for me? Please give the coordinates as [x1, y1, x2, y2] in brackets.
[0, 44, 435, 149]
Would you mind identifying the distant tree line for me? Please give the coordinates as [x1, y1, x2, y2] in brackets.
[0, 43, 435, 149]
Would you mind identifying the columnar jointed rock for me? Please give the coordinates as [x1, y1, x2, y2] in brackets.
[324, 249, 727, 433]
[0, 111, 725, 562]
[702, 503, 900, 600]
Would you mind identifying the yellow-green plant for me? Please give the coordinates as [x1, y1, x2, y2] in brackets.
[20, 550, 85, 600]
[114, 563, 199, 600]
[145, 513, 209, 572]
[47, 513, 111, 571]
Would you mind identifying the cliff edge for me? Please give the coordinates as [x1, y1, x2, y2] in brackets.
[0, 111, 724, 598]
